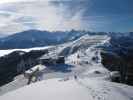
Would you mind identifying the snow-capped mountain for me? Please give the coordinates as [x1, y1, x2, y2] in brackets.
[0, 29, 109, 49]
[0, 30, 89, 49]
[0, 33, 110, 94]
[0, 32, 133, 100]
[0, 30, 66, 49]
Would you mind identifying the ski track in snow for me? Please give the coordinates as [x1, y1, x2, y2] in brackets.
[75, 78, 108, 100]
[1, 77, 133, 100]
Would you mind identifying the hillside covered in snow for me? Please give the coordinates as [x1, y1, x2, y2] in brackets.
[1, 77, 133, 100]
[0, 30, 103, 49]
[0, 33, 133, 100]
[0, 0, 133, 99]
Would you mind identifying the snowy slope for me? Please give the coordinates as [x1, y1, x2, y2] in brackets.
[0, 34, 109, 58]
[39, 34, 111, 79]
[0, 34, 111, 95]
[40, 34, 109, 59]
[0, 77, 133, 100]
[1, 33, 133, 100]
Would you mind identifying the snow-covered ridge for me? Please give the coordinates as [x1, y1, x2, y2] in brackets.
[1, 78, 133, 100]
[0, 34, 112, 93]
[40, 34, 109, 58]
[1, 34, 132, 100]
[0, 34, 109, 57]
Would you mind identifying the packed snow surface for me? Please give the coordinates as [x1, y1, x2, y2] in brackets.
[0, 77, 133, 100]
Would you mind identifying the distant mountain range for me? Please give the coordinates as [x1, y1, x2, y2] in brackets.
[0, 30, 107, 49]
[0, 31, 133, 89]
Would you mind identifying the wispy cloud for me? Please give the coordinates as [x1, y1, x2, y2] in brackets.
[0, 0, 132, 35]
[0, 1, 89, 35]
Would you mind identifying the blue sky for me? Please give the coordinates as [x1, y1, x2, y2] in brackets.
[54, 0, 133, 32]
[0, 0, 132, 35]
